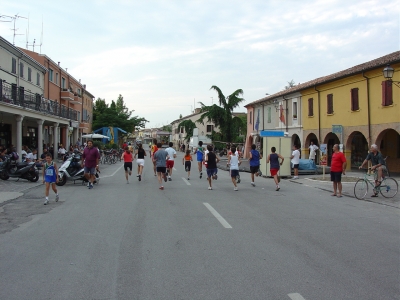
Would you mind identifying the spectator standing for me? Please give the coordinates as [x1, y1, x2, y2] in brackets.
[165, 142, 177, 181]
[153, 142, 169, 190]
[249, 144, 263, 187]
[309, 141, 319, 162]
[290, 145, 300, 179]
[81, 140, 100, 189]
[58, 145, 66, 161]
[330, 144, 347, 198]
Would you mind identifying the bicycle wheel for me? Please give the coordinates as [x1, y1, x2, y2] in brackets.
[354, 179, 368, 200]
[379, 178, 398, 198]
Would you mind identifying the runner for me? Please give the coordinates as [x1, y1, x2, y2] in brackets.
[43, 153, 59, 205]
[153, 142, 169, 190]
[194, 141, 205, 178]
[249, 144, 262, 187]
[205, 145, 220, 190]
[121, 146, 133, 184]
[266, 146, 284, 191]
[134, 143, 146, 181]
[150, 139, 158, 176]
[183, 149, 192, 180]
[165, 142, 177, 181]
[227, 146, 241, 191]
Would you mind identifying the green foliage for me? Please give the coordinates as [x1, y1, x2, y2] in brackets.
[284, 80, 296, 90]
[92, 141, 104, 149]
[92, 95, 148, 133]
[198, 86, 245, 143]
[178, 120, 196, 142]
[104, 143, 119, 149]
[161, 125, 172, 132]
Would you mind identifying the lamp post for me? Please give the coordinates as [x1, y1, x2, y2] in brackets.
[383, 64, 400, 88]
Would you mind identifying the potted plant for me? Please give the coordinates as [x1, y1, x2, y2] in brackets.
[293, 114, 297, 119]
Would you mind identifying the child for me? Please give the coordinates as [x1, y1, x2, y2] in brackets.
[183, 149, 192, 180]
[194, 141, 204, 178]
[227, 146, 241, 191]
[43, 153, 59, 205]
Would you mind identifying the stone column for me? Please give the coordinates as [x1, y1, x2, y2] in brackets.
[53, 123, 59, 159]
[37, 119, 44, 157]
[65, 125, 70, 152]
[73, 127, 79, 147]
[15, 115, 24, 162]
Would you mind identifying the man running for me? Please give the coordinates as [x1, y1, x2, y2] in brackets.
[205, 145, 220, 190]
[249, 144, 262, 187]
[194, 141, 205, 178]
[153, 142, 169, 190]
[165, 142, 177, 181]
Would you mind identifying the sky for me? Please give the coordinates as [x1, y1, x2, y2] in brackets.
[1, 0, 399, 128]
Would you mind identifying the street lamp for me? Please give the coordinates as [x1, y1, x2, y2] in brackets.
[383, 64, 400, 88]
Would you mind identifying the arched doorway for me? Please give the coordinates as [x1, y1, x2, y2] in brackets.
[376, 129, 400, 173]
[305, 133, 319, 162]
[324, 132, 340, 166]
[291, 134, 301, 155]
[346, 131, 368, 168]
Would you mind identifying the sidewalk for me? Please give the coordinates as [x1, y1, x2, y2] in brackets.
[217, 158, 400, 208]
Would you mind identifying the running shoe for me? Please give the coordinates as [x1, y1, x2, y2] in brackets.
[137, 175, 140, 177]
[214, 174, 218, 180]
[128, 167, 131, 176]
[44, 199, 49, 205]
[237, 176, 241, 183]
[159, 186, 164, 190]
[200, 172, 202, 179]
[87, 182, 90, 187]
[138, 175, 141, 181]
[55, 194, 59, 202]
[127, 180, 129, 184]
[163, 173, 167, 182]
[187, 177, 190, 180]
[168, 176, 172, 181]
[89, 184, 93, 189]
[276, 186, 280, 191]
[208, 187, 212, 190]
[234, 187, 238, 191]
[251, 182, 255, 187]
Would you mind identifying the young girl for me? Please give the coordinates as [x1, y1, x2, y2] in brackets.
[121, 146, 133, 184]
[43, 153, 59, 205]
[134, 143, 146, 181]
[227, 146, 241, 191]
[183, 150, 193, 180]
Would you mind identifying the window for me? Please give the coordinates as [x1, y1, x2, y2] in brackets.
[351, 88, 359, 111]
[77, 88, 81, 96]
[20, 63, 24, 78]
[180, 127, 184, 133]
[11, 58, 17, 74]
[382, 81, 393, 106]
[249, 111, 252, 124]
[61, 77, 66, 89]
[327, 94, 333, 114]
[308, 98, 314, 116]
[28, 68, 32, 82]
[55, 73, 59, 84]
[36, 73, 40, 86]
[267, 107, 271, 123]
[293, 102, 298, 119]
[206, 125, 214, 133]
[49, 69, 54, 82]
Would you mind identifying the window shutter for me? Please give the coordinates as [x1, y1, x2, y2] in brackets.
[327, 94, 333, 114]
[351, 88, 359, 111]
[308, 98, 313, 116]
[382, 81, 393, 106]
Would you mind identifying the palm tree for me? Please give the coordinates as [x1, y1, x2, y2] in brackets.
[198, 86, 245, 143]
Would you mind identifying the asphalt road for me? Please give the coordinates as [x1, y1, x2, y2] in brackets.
[0, 147, 399, 300]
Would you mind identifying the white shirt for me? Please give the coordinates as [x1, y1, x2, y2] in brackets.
[58, 148, 66, 154]
[25, 153, 37, 162]
[309, 145, 318, 159]
[291, 149, 300, 164]
[165, 147, 176, 161]
[229, 154, 239, 170]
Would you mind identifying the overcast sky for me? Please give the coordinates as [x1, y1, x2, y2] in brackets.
[1, 0, 399, 128]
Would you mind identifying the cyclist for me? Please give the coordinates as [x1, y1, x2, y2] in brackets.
[359, 144, 387, 197]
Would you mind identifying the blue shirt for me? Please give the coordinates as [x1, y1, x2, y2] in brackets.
[249, 149, 260, 167]
[44, 162, 57, 183]
[196, 147, 204, 161]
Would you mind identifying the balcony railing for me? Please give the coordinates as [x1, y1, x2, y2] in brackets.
[0, 80, 79, 121]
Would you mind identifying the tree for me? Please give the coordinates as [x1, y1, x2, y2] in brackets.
[179, 114, 182, 119]
[178, 119, 196, 142]
[284, 80, 296, 90]
[198, 86, 245, 143]
[161, 125, 172, 132]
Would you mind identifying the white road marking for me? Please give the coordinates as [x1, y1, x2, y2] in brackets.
[288, 293, 307, 300]
[100, 164, 124, 178]
[182, 177, 191, 185]
[203, 203, 232, 229]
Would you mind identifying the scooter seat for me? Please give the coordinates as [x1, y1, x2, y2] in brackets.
[16, 162, 29, 168]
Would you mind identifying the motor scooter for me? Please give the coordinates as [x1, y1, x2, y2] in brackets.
[0, 155, 39, 182]
[56, 152, 99, 186]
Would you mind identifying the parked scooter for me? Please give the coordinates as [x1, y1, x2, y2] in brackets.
[56, 151, 99, 186]
[0, 155, 39, 182]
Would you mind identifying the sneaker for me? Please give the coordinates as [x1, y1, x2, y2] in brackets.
[55, 194, 59, 202]
[213, 174, 218, 180]
[234, 187, 238, 191]
[257, 170, 262, 176]
[89, 184, 93, 189]
[44, 199, 49, 205]
[87, 182, 90, 187]
[237, 176, 241, 184]
[208, 187, 212, 190]
[187, 177, 190, 180]
[127, 180, 129, 184]
[136, 174, 140, 177]
[159, 186, 164, 190]
[163, 173, 167, 182]
[185, 167, 189, 171]
[276, 186, 280, 191]
[251, 182, 255, 187]
[200, 172, 202, 179]
[127, 167, 131, 176]
[168, 176, 172, 181]
[138, 174, 141, 181]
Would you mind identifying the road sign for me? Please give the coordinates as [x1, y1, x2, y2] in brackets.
[320, 144, 327, 155]
[332, 125, 343, 134]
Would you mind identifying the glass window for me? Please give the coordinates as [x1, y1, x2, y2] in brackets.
[49, 69, 53, 82]
[267, 107, 271, 123]
[28, 68, 32, 81]
[293, 102, 298, 119]
[55, 73, 59, 84]
[62, 77, 66, 89]
[20, 63, 24, 78]
[11, 58, 17, 74]
[36, 73, 40, 86]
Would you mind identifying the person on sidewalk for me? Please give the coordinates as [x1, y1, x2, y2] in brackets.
[267, 147, 284, 191]
[121, 146, 133, 184]
[81, 140, 100, 190]
[358, 144, 387, 197]
[193, 141, 205, 179]
[309, 141, 319, 162]
[330, 144, 347, 198]
[249, 144, 263, 187]
[165, 142, 177, 181]
[43, 153, 59, 205]
[183, 149, 192, 180]
[290, 144, 300, 179]
[153, 142, 169, 190]
[227, 146, 241, 191]
[205, 145, 220, 190]
[134, 143, 146, 181]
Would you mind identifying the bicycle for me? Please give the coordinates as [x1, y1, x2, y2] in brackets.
[354, 168, 398, 200]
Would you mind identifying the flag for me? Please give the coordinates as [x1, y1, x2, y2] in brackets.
[255, 109, 260, 131]
[279, 105, 285, 124]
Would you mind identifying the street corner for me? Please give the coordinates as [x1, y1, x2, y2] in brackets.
[0, 192, 24, 205]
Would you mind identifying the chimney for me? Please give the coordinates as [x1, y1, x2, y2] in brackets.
[83, 84, 86, 89]
[79, 79, 81, 83]
[58, 62, 60, 66]
[194, 108, 201, 114]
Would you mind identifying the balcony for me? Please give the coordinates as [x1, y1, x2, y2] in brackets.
[72, 93, 82, 104]
[0, 80, 79, 121]
[61, 89, 74, 101]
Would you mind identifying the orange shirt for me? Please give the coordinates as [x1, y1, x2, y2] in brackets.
[184, 154, 192, 161]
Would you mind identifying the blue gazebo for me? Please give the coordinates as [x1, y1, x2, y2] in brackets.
[94, 127, 127, 145]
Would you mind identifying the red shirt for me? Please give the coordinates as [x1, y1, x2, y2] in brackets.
[122, 151, 133, 163]
[331, 151, 346, 172]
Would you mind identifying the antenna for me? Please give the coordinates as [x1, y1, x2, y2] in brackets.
[8, 14, 28, 45]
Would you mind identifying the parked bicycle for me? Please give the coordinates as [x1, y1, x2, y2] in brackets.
[354, 168, 398, 199]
